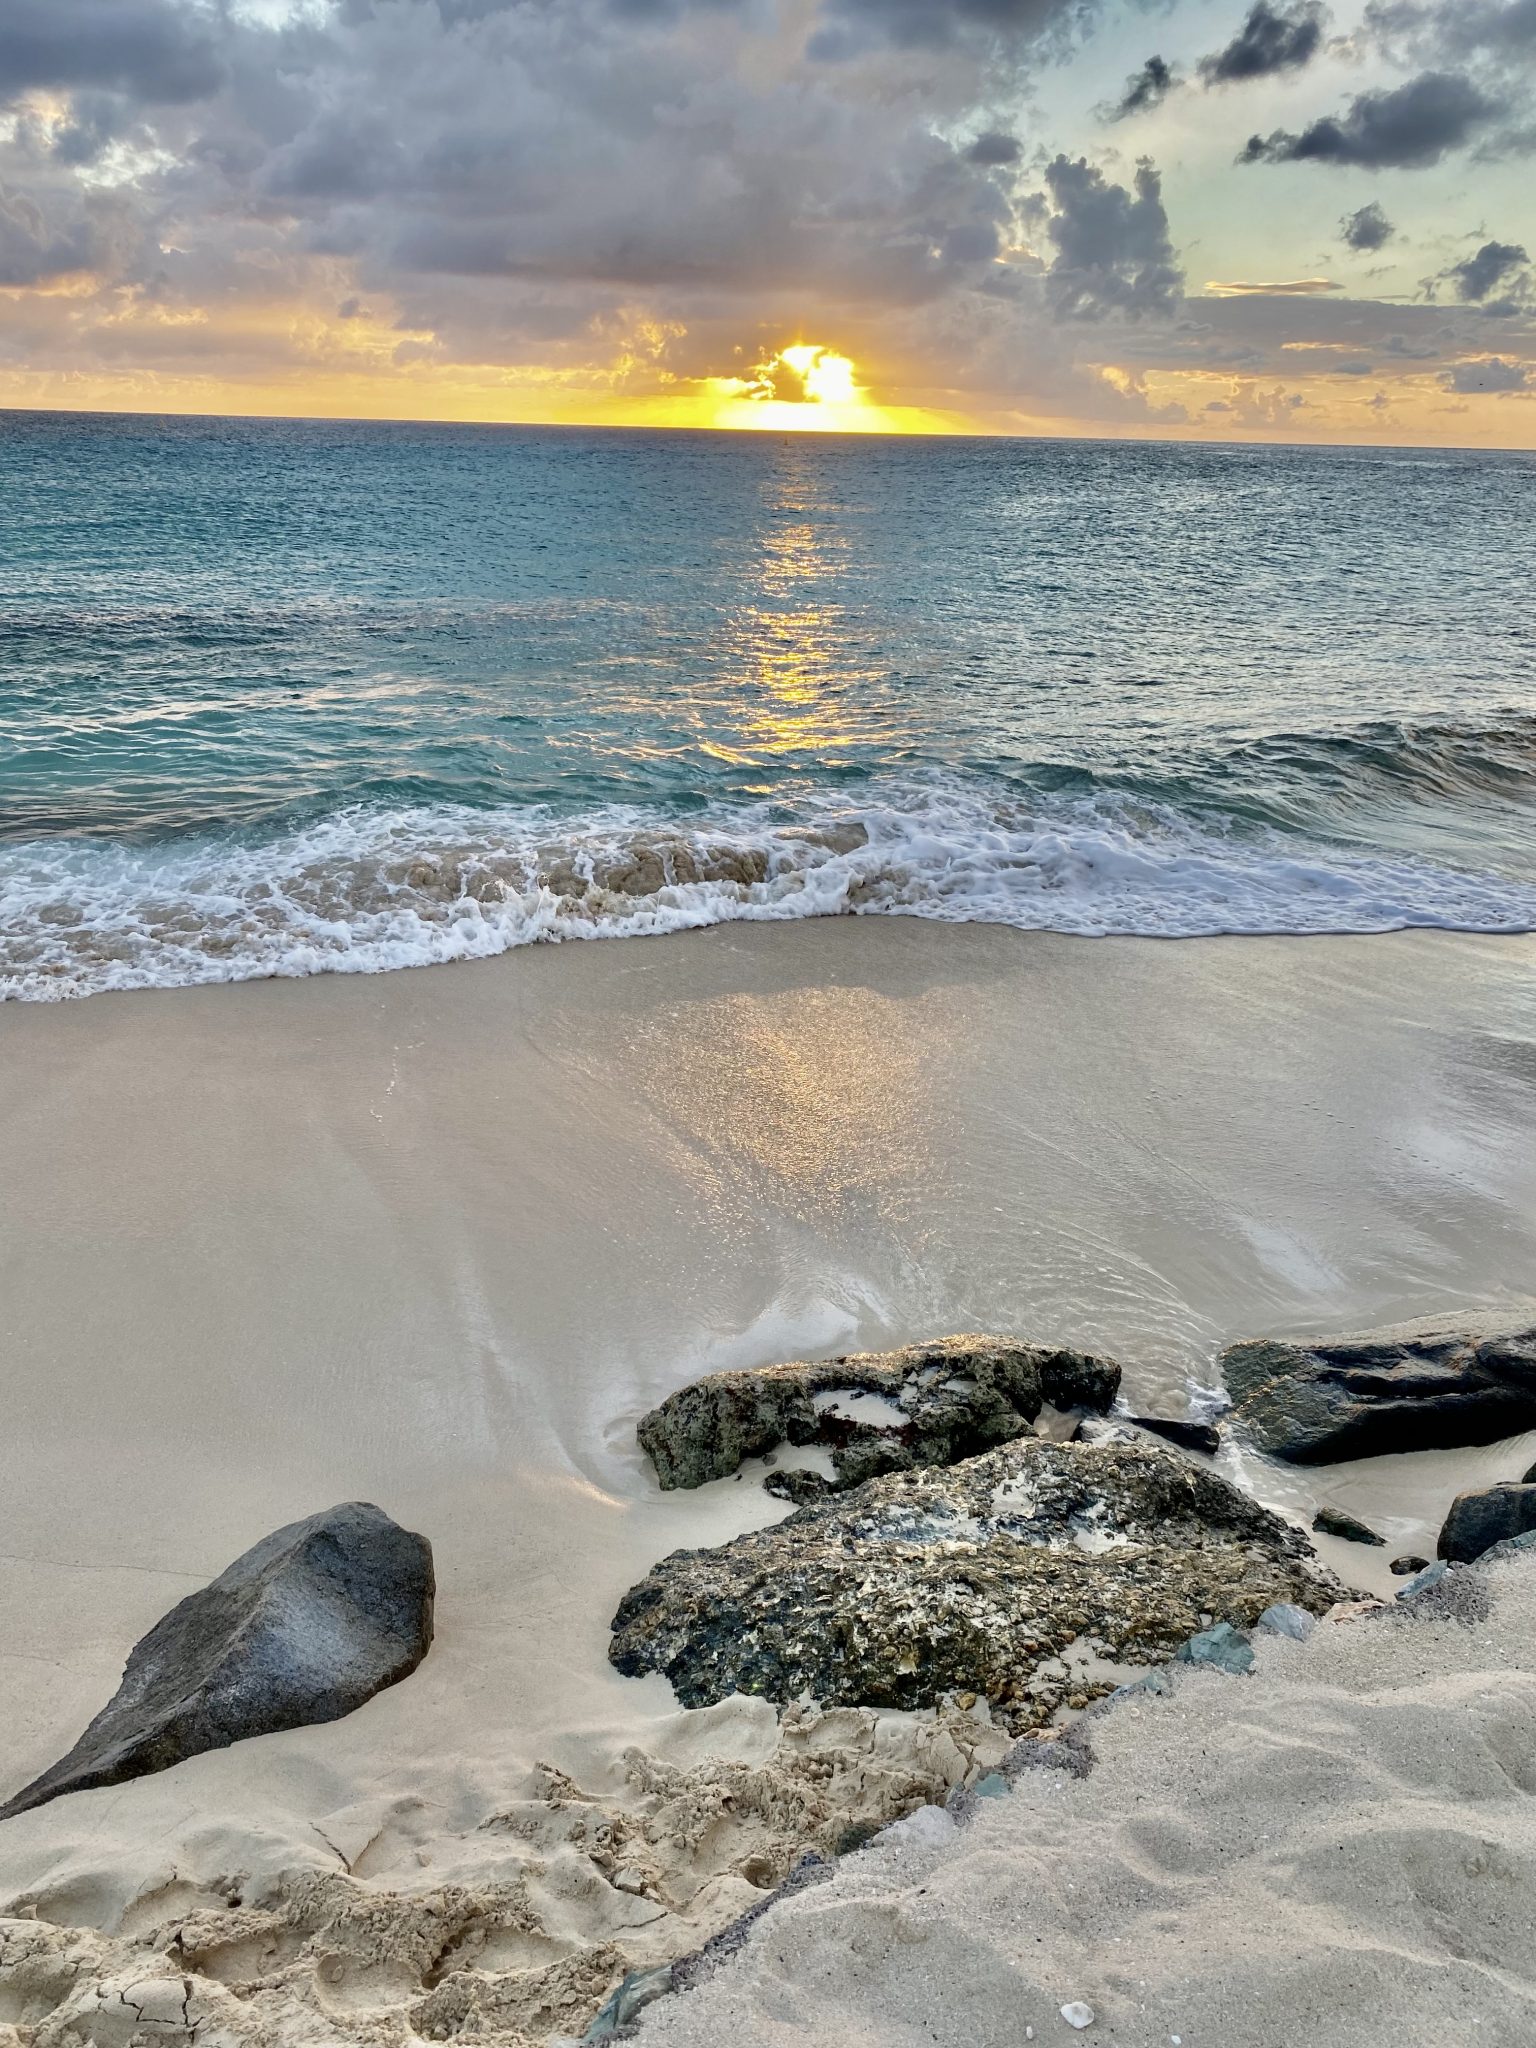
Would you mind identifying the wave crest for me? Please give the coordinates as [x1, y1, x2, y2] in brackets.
[4, 780, 1534, 1001]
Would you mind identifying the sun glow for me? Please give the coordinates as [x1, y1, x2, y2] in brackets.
[702, 342, 932, 433]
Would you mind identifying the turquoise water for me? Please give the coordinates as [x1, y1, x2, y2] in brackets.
[2, 410, 1534, 998]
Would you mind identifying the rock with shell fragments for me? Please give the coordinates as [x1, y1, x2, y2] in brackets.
[636, 1335, 1121, 1495]
[610, 1435, 1341, 1732]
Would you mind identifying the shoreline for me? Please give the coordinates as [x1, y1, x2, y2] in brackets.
[4, 918, 1536, 2036]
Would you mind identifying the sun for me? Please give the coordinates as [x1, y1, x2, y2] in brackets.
[776, 344, 858, 406]
[704, 343, 905, 433]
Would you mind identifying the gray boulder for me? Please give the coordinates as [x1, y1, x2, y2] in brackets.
[1222, 1313, 1536, 1464]
[1438, 1483, 1536, 1565]
[610, 1434, 1341, 1732]
[1, 1503, 434, 1822]
[637, 1335, 1121, 1495]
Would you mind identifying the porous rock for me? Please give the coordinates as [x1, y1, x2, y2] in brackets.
[610, 1435, 1341, 1733]
[1, 1502, 434, 1821]
[1222, 1314, 1536, 1464]
[637, 1335, 1121, 1494]
[1438, 1482, 1536, 1565]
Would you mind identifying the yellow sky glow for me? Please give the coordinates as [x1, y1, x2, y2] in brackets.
[1, 316, 1531, 449]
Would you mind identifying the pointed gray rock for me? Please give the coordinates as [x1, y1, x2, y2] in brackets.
[1, 1503, 434, 1822]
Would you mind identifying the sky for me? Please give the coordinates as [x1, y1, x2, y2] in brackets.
[1, 0, 1534, 443]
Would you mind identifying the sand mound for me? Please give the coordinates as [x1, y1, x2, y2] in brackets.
[0, 1698, 1008, 2047]
[634, 1550, 1536, 2048]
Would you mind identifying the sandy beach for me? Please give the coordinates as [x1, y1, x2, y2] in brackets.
[3, 919, 1536, 2040]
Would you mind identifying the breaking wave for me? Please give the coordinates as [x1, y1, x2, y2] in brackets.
[4, 777, 1534, 1002]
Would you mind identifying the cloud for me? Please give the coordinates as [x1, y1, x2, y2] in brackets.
[805, 0, 1094, 57]
[1341, 202, 1394, 251]
[1198, 2, 1327, 85]
[1240, 70, 1504, 166]
[1448, 238, 1530, 301]
[1365, 0, 1536, 62]
[1442, 355, 1530, 390]
[964, 130, 1022, 163]
[0, 179, 130, 286]
[1106, 56, 1179, 120]
[1204, 277, 1340, 294]
[1043, 155, 1184, 320]
[0, 0, 224, 107]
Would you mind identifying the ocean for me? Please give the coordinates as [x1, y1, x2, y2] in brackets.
[2, 408, 1533, 1000]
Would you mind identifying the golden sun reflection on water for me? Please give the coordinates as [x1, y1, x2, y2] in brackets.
[704, 458, 901, 768]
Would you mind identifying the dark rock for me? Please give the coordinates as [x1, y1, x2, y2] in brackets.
[1437, 1482, 1536, 1565]
[1127, 1415, 1220, 1457]
[1390, 1554, 1431, 1576]
[0, 1503, 433, 1822]
[610, 1435, 1341, 1733]
[636, 1335, 1121, 1495]
[1175, 1623, 1254, 1675]
[1311, 1506, 1386, 1547]
[1222, 1315, 1536, 1464]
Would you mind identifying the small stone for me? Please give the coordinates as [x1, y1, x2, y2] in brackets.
[1106, 1670, 1170, 1705]
[1256, 1603, 1314, 1642]
[1060, 2002, 1096, 2030]
[612, 1868, 647, 1895]
[1175, 1622, 1254, 1675]
[1311, 1506, 1385, 1547]
[582, 1964, 676, 2041]
[972, 1771, 1009, 1799]
[1390, 1555, 1431, 1576]
[1395, 1560, 1450, 1601]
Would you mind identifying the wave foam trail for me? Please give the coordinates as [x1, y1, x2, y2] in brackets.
[3, 781, 1535, 1000]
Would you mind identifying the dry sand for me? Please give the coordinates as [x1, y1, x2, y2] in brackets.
[2, 920, 1536, 2040]
[638, 1544, 1536, 2048]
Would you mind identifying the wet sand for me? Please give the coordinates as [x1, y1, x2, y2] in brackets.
[2, 920, 1535, 2036]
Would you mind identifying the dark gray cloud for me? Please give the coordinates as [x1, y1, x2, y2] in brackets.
[0, 0, 224, 107]
[965, 130, 1023, 163]
[1341, 202, 1394, 251]
[806, 0, 1092, 58]
[1365, 0, 1536, 62]
[1107, 55, 1179, 120]
[1442, 355, 1529, 390]
[1448, 238, 1530, 302]
[1043, 155, 1184, 320]
[0, 180, 128, 286]
[1198, 2, 1326, 85]
[1240, 71, 1503, 165]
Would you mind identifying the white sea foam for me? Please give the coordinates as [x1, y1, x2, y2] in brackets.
[3, 780, 1534, 1000]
